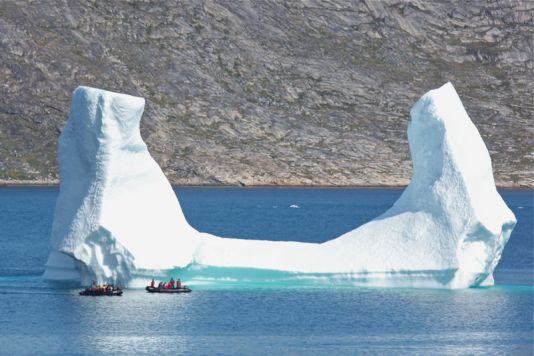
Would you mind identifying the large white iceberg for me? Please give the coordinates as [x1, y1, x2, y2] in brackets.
[44, 83, 516, 289]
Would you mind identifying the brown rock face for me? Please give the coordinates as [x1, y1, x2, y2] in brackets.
[0, 1, 532, 186]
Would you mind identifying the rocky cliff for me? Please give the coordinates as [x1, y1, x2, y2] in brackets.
[1, 0, 532, 186]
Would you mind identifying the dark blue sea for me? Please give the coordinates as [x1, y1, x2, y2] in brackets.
[0, 187, 532, 354]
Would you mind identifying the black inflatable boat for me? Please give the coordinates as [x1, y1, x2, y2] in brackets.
[79, 288, 123, 296]
[146, 286, 191, 293]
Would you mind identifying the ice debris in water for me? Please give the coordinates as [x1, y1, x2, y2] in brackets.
[44, 83, 516, 289]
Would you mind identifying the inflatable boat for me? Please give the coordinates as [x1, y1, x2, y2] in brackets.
[79, 288, 123, 296]
[145, 286, 191, 293]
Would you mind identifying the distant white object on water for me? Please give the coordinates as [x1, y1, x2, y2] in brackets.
[44, 83, 516, 289]
[289, 204, 300, 208]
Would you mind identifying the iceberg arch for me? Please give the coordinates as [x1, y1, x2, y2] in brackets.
[44, 83, 516, 288]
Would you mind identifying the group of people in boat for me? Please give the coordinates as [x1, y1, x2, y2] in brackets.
[150, 277, 182, 289]
[91, 281, 122, 293]
[78, 281, 123, 296]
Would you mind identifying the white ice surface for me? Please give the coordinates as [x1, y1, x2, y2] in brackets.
[44, 83, 516, 288]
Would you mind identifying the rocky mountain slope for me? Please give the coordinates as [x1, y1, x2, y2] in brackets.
[1, 0, 532, 186]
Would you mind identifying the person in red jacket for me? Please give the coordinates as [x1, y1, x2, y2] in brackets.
[150, 279, 155, 288]
[177, 279, 182, 289]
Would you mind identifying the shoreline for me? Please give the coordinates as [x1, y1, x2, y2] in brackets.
[0, 180, 532, 189]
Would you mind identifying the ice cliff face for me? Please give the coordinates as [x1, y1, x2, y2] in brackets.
[44, 83, 516, 288]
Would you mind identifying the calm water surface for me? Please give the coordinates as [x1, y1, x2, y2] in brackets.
[0, 187, 532, 354]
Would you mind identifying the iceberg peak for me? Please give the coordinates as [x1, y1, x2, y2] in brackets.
[45, 86, 197, 285]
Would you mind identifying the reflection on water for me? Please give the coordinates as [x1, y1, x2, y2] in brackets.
[0, 281, 532, 354]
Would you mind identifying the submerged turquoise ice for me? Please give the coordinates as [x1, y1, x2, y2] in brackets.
[0, 187, 532, 353]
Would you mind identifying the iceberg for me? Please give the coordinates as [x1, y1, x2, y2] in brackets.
[44, 83, 516, 288]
